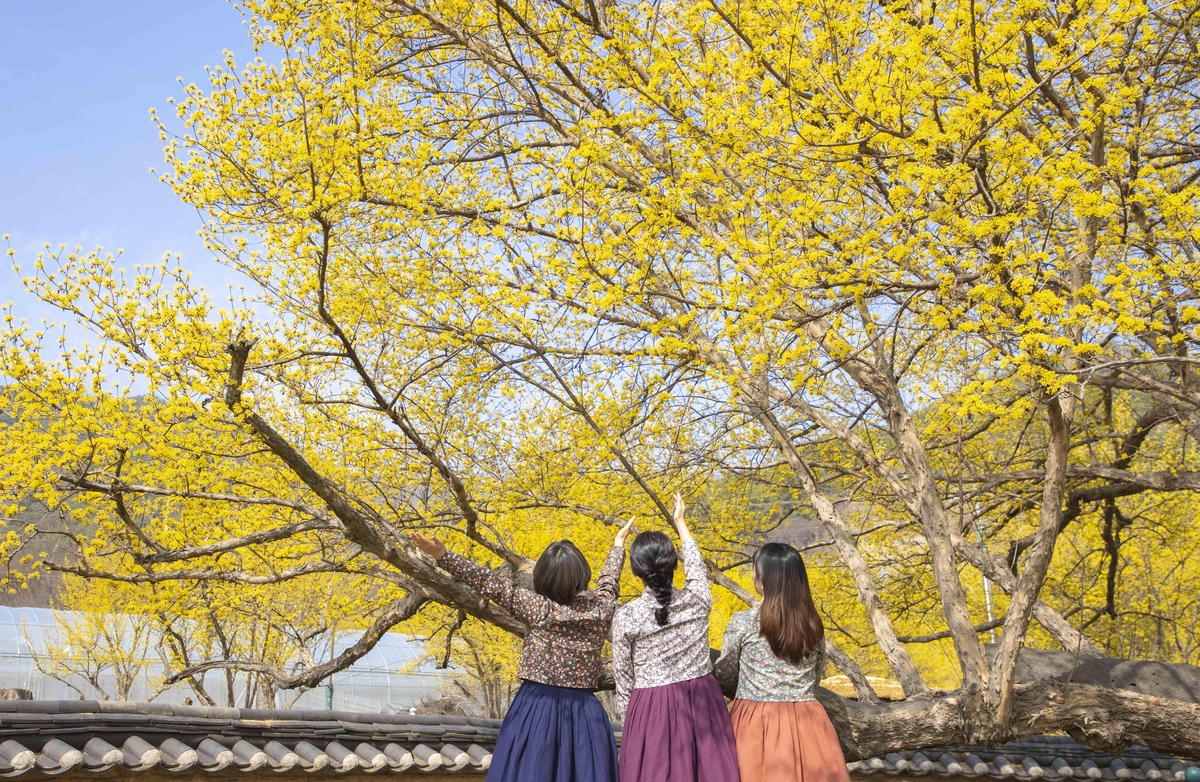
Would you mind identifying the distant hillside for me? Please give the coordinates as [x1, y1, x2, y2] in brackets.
[768, 507, 827, 549]
[0, 504, 74, 609]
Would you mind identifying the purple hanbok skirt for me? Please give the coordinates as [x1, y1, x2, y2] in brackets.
[619, 674, 741, 782]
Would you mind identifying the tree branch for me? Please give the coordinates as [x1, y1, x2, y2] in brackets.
[222, 339, 529, 637]
[159, 589, 430, 690]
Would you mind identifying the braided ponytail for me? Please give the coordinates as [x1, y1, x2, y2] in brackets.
[630, 531, 679, 626]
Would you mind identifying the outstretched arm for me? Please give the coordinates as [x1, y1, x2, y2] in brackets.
[670, 493, 693, 542]
[672, 495, 711, 604]
[594, 517, 635, 611]
[410, 532, 551, 626]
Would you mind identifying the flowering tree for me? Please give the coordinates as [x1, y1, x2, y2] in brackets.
[4, 0, 1200, 756]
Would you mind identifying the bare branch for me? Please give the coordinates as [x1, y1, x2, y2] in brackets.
[159, 589, 430, 690]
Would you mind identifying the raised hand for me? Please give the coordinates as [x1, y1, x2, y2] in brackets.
[409, 531, 447, 560]
[614, 516, 637, 547]
[672, 493, 691, 538]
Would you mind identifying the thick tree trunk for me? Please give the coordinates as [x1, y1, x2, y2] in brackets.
[813, 680, 1200, 760]
[770, 385, 1105, 658]
[801, 318, 989, 697]
[711, 649, 1200, 759]
[989, 396, 1075, 723]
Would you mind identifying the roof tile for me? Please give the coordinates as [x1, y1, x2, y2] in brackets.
[0, 702, 1197, 777]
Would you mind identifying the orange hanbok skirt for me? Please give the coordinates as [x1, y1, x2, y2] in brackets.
[729, 699, 851, 782]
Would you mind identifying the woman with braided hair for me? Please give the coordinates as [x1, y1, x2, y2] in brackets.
[611, 494, 740, 782]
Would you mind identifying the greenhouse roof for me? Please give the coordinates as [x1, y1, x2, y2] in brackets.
[0, 607, 429, 671]
[0, 608, 447, 710]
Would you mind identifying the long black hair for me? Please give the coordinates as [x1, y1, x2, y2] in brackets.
[630, 531, 678, 625]
[533, 541, 591, 605]
[754, 542, 824, 664]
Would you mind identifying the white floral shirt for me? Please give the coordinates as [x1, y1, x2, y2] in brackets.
[714, 606, 825, 702]
[610, 536, 713, 717]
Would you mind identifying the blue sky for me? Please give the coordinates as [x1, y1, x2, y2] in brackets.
[0, 0, 253, 322]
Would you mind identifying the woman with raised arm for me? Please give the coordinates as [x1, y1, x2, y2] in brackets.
[715, 542, 849, 782]
[611, 494, 740, 782]
[409, 517, 635, 782]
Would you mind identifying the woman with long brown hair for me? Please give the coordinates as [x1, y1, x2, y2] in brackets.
[715, 542, 849, 782]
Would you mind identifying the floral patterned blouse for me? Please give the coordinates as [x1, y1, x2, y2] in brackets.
[714, 605, 826, 702]
[439, 545, 625, 690]
[610, 536, 713, 717]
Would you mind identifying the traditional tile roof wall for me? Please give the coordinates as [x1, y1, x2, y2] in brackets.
[0, 702, 498, 776]
[848, 736, 1200, 781]
[0, 702, 1196, 780]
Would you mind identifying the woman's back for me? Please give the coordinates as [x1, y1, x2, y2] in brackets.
[611, 536, 712, 711]
[439, 548, 624, 688]
[717, 607, 824, 702]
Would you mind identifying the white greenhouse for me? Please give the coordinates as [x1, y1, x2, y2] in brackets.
[0, 606, 449, 711]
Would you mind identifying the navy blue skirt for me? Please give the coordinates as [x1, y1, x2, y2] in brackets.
[489, 680, 618, 782]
